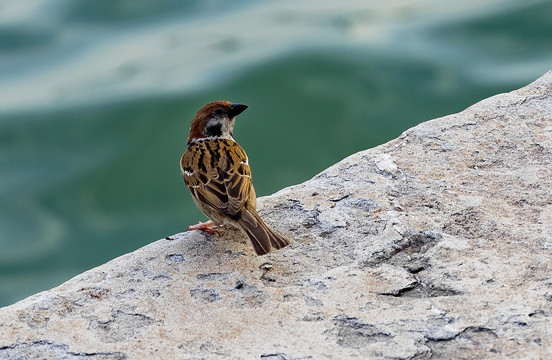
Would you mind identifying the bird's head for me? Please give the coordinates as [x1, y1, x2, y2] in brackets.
[188, 100, 248, 144]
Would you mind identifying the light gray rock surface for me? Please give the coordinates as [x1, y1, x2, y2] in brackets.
[1, 71, 552, 359]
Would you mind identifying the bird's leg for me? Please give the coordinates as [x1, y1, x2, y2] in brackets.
[188, 220, 218, 235]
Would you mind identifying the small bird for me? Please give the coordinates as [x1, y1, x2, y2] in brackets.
[180, 100, 290, 255]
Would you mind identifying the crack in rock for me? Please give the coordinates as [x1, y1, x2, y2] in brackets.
[0, 340, 127, 359]
[392, 282, 462, 298]
[426, 327, 499, 358]
[363, 231, 442, 268]
[260, 353, 313, 360]
[330, 315, 392, 349]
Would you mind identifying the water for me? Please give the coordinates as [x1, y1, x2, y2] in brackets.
[1, 0, 551, 307]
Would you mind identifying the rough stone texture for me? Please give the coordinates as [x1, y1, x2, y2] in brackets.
[1, 72, 552, 360]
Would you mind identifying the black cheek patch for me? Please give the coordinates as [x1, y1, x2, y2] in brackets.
[205, 123, 222, 137]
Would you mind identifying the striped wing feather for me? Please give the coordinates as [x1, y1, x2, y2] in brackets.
[181, 139, 253, 220]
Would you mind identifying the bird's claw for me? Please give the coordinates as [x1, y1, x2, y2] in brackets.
[187, 221, 218, 235]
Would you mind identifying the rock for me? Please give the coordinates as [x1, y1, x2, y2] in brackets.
[1, 71, 552, 359]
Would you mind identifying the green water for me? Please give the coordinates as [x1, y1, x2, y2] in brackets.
[1, 0, 551, 307]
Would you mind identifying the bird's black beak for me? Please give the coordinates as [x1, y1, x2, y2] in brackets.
[229, 103, 248, 118]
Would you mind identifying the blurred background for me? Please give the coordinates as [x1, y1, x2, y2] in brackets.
[1, 0, 551, 307]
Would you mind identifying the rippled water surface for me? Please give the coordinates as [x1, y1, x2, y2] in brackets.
[1, 0, 551, 306]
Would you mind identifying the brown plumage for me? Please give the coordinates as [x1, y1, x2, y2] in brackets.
[180, 100, 290, 255]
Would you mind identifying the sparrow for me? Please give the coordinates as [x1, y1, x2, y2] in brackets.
[180, 100, 290, 255]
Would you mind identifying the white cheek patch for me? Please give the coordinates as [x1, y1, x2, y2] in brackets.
[206, 118, 221, 128]
[182, 169, 194, 176]
[240, 159, 249, 166]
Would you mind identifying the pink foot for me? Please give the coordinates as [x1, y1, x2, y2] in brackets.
[187, 220, 218, 235]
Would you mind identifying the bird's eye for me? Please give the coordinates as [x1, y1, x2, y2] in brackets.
[213, 108, 224, 116]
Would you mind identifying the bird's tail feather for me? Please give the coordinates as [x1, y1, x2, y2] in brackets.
[238, 209, 290, 255]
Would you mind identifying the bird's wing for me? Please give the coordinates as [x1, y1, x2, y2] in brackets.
[181, 139, 253, 219]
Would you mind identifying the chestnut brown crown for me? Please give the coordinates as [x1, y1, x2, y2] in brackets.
[187, 100, 248, 144]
